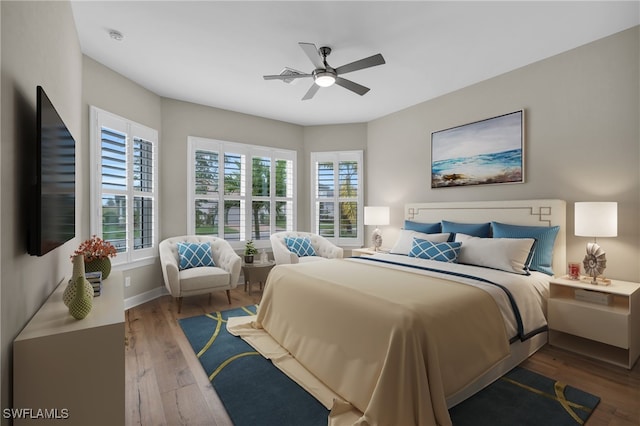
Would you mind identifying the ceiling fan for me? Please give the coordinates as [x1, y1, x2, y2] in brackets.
[263, 42, 386, 100]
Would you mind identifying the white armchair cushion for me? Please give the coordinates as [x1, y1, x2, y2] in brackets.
[178, 266, 231, 291]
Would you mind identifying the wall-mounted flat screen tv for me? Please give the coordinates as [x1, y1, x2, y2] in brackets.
[28, 86, 76, 256]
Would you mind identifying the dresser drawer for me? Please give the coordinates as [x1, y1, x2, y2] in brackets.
[548, 299, 629, 348]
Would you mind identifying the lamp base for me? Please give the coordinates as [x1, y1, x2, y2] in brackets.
[582, 242, 607, 285]
[579, 275, 611, 286]
[371, 228, 382, 251]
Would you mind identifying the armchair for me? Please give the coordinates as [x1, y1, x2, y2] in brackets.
[159, 235, 241, 313]
[270, 231, 343, 265]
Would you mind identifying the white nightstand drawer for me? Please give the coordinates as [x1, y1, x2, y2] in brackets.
[548, 299, 629, 348]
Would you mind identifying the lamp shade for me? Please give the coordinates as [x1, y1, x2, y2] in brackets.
[364, 206, 390, 226]
[575, 202, 618, 237]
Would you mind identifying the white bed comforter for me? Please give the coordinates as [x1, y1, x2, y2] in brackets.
[229, 254, 550, 426]
[355, 253, 550, 341]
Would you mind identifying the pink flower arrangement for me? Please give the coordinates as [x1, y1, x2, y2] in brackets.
[72, 235, 117, 263]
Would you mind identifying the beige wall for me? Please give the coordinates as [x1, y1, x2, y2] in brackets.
[160, 98, 304, 242]
[0, 1, 83, 417]
[81, 56, 164, 299]
[301, 123, 368, 231]
[367, 26, 640, 282]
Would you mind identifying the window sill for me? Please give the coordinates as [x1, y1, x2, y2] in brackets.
[112, 256, 157, 271]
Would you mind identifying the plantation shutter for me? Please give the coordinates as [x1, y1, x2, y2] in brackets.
[194, 149, 220, 236]
[187, 137, 296, 248]
[133, 138, 153, 249]
[311, 151, 363, 246]
[100, 127, 127, 252]
[91, 106, 159, 266]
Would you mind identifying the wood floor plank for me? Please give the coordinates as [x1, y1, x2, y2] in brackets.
[125, 303, 169, 426]
[160, 382, 219, 426]
[126, 287, 640, 426]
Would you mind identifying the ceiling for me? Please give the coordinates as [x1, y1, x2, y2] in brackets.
[70, 1, 639, 126]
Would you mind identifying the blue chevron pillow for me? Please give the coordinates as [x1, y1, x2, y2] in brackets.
[409, 238, 461, 263]
[176, 242, 215, 270]
[284, 237, 316, 257]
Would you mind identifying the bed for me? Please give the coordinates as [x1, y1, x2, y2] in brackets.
[229, 199, 566, 426]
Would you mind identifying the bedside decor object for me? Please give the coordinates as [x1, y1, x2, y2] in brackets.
[568, 262, 581, 280]
[72, 235, 117, 279]
[431, 110, 524, 188]
[64, 254, 95, 307]
[575, 202, 617, 284]
[364, 206, 390, 251]
[244, 240, 258, 263]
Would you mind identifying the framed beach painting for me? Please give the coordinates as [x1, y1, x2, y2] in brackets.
[431, 110, 524, 188]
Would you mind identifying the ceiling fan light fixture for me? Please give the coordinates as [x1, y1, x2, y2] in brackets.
[314, 72, 336, 87]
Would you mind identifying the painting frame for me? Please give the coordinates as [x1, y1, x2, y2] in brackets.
[431, 110, 524, 188]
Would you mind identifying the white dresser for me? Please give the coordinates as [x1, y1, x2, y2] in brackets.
[13, 271, 125, 425]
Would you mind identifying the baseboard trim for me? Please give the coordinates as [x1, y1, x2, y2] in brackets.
[124, 286, 168, 310]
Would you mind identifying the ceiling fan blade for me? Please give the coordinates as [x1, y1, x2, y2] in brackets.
[299, 42, 324, 69]
[263, 73, 312, 80]
[335, 54, 385, 75]
[335, 77, 370, 96]
[302, 83, 320, 101]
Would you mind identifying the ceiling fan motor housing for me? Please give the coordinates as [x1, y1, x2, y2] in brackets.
[313, 67, 337, 87]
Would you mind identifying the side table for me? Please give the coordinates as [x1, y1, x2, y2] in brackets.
[241, 260, 276, 295]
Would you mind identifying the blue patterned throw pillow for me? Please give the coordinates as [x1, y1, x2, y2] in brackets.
[176, 242, 215, 270]
[409, 238, 461, 263]
[284, 237, 316, 257]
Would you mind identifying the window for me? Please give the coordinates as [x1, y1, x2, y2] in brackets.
[90, 107, 158, 266]
[310, 151, 363, 247]
[188, 137, 295, 248]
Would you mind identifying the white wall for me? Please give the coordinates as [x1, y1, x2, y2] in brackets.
[367, 26, 640, 282]
[0, 1, 83, 418]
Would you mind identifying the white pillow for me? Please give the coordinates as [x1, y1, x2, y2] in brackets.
[454, 233, 535, 274]
[390, 230, 450, 255]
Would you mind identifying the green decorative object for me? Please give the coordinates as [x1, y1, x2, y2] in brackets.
[244, 240, 258, 264]
[64, 254, 94, 307]
[85, 257, 112, 280]
[68, 276, 93, 320]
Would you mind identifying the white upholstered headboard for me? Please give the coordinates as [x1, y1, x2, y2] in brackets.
[405, 199, 566, 276]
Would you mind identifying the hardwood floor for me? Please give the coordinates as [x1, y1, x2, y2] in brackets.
[126, 288, 640, 426]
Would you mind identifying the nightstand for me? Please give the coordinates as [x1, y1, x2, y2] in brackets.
[547, 277, 640, 369]
[351, 247, 389, 257]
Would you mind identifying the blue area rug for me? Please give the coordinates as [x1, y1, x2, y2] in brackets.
[179, 306, 600, 426]
[449, 366, 600, 426]
[178, 306, 328, 426]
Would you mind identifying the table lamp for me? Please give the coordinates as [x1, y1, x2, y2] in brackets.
[364, 206, 390, 251]
[574, 202, 617, 284]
